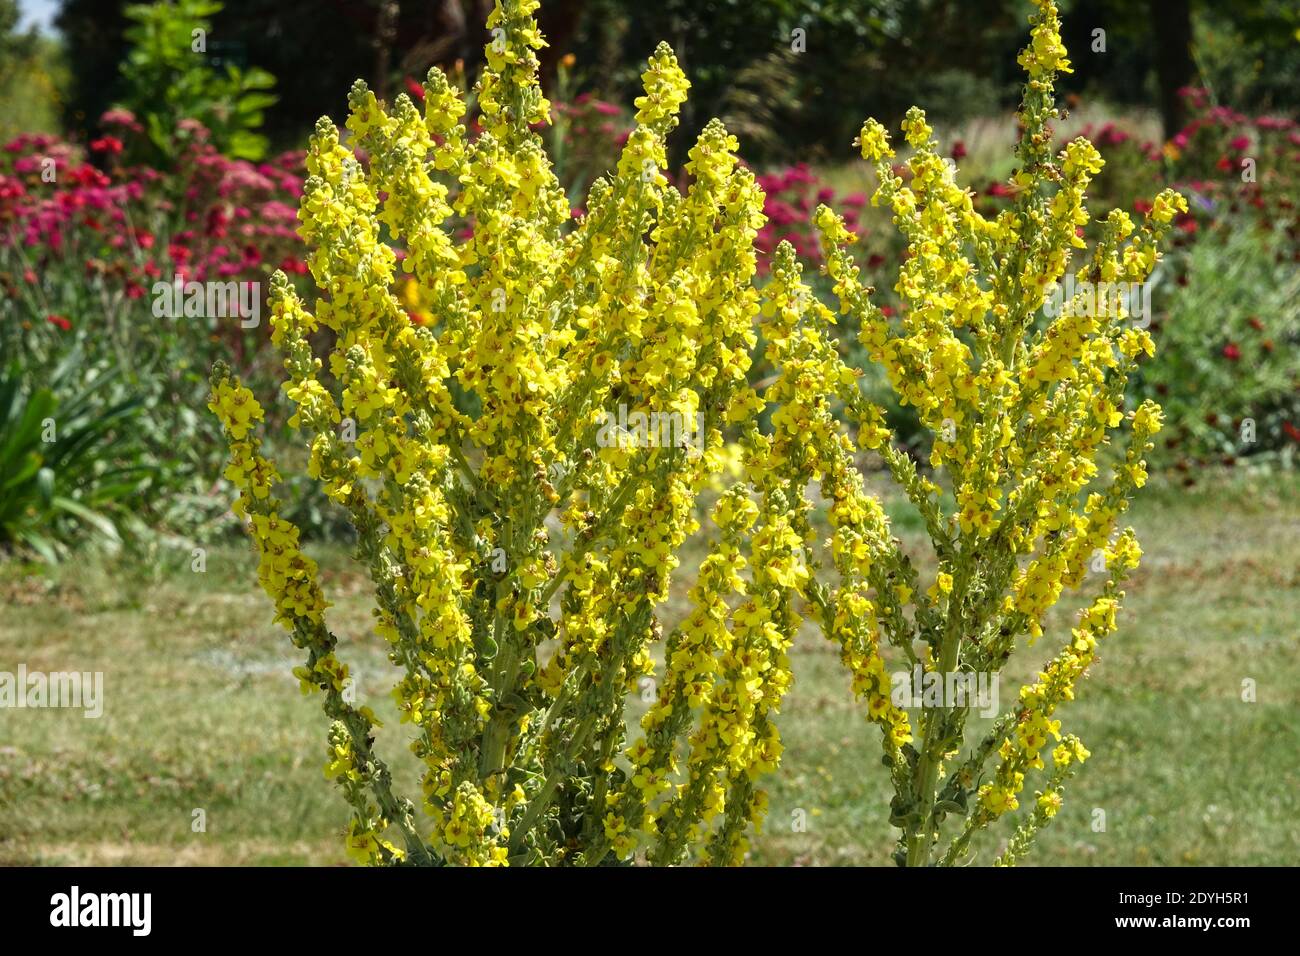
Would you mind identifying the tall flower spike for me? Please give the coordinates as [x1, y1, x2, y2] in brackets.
[212, 0, 773, 866]
[791, 0, 1176, 867]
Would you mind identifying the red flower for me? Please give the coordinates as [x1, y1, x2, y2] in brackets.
[90, 136, 124, 156]
[951, 140, 967, 161]
[1283, 422, 1300, 443]
[46, 314, 71, 331]
[1247, 316, 1264, 331]
[1221, 343, 1241, 360]
[404, 76, 425, 101]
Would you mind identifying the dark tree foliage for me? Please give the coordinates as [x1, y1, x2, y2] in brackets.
[1059, 0, 1300, 136]
[51, 0, 1300, 154]
[57, 0, 488, 147]
[55, 0, 130, 128]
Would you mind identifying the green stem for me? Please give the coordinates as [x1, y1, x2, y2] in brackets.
[905, 573, 966, 867]
[508, 711, 599, 856]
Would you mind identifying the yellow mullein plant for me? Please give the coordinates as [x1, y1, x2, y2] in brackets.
[208, 0, 806, 866]
[767, 0, 1184, 866]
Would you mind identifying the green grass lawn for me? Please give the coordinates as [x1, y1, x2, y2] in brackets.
[1, 470, 1296, 865]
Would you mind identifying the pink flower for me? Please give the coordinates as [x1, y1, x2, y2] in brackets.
[100, 108, 143, 133]
[90, 136, 124, 156]
[1256, 116, 1294, 131]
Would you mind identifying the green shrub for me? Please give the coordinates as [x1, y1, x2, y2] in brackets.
[1140, 222, 1300, 468]
[0, 358, 155, 561]
[119, 0, 277, 162]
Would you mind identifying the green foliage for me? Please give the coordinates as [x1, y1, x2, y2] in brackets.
[0, 0, 35, 62]
[118, 0, 277, 161]
[0, 358, 154, 562]
[573, 0, 900, 162]
[1140, 223, 1300, 467]
[0, 1, 64, 139]
[1194, 0, 1300, 112]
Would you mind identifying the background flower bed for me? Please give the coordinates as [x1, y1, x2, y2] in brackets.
[1, 116, 309, 550]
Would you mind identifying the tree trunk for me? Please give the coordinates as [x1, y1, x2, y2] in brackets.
[1150, 0, 1194, 139]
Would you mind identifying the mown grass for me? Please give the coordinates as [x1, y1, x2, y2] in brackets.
[1, 470, 1295, 865]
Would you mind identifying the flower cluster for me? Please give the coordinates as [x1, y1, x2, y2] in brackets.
[0, 116, 306, 291]
[754, 163, 866, 269]
[211, 0, 802, 866]
[212, 0, 1175, 868]
[0, 115, 307, 376]
[783, 0, 1179, 866]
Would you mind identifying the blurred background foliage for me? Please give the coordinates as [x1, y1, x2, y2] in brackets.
[31, 0, 1300, 163]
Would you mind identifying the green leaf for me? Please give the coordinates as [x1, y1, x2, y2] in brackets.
[51, 497, 121, 544]
[36, 467, 54, 507]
